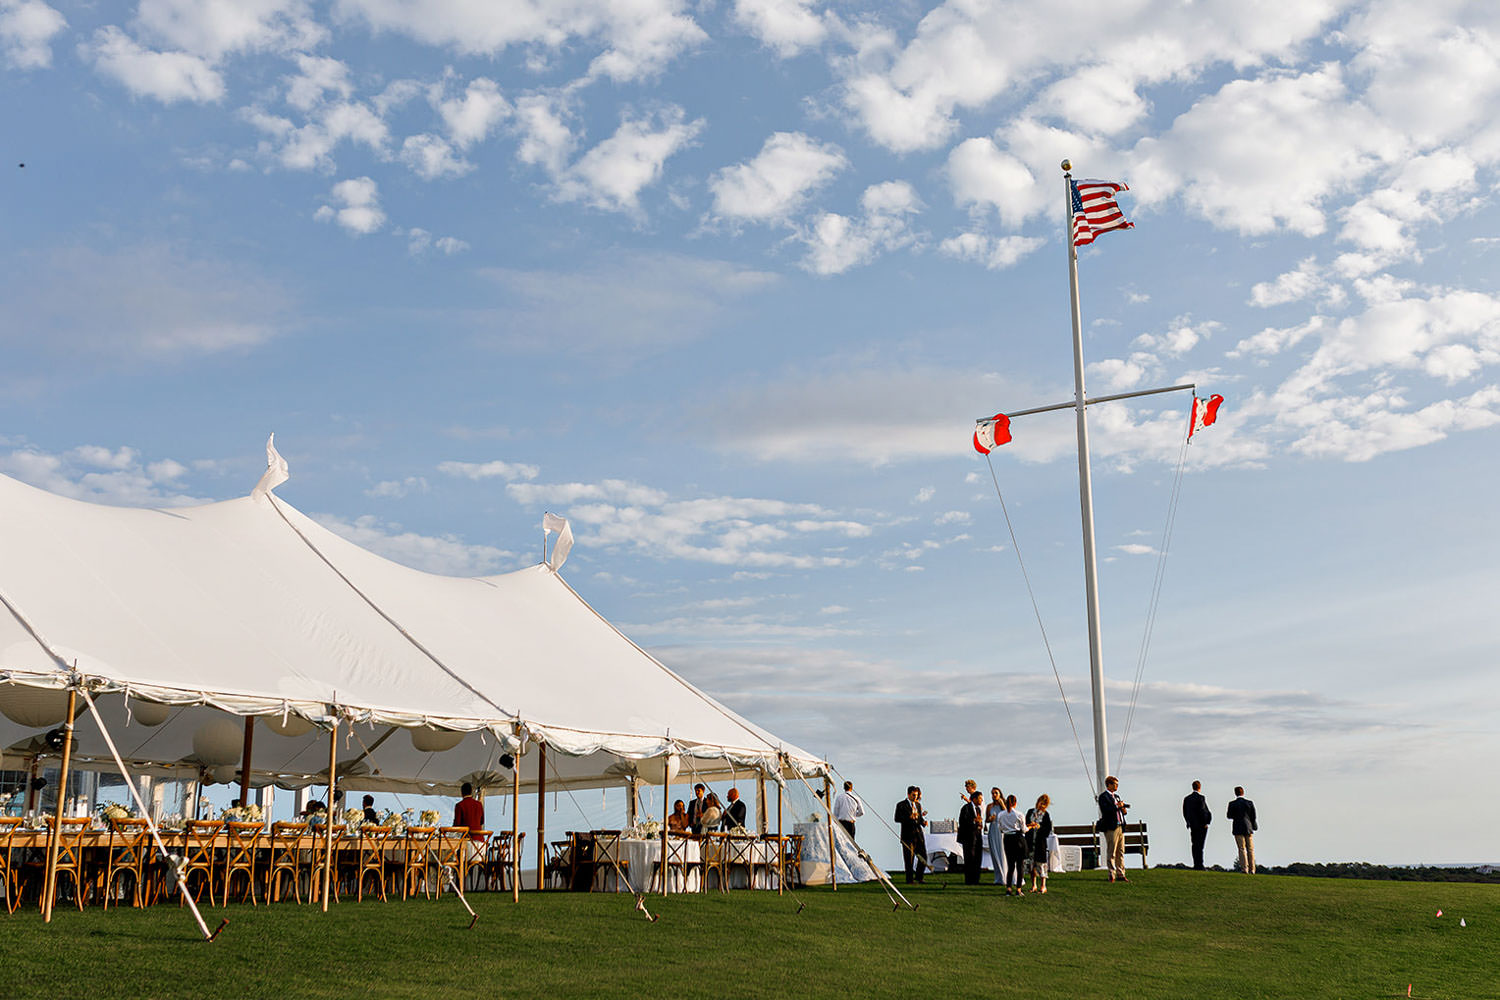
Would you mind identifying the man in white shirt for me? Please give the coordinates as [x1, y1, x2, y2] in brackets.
[831, 780, 864, 839]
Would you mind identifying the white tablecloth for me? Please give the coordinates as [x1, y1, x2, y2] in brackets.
[596, 837, 701, 893]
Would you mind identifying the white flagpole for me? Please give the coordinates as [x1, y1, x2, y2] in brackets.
[1063, 159, 1110, 791]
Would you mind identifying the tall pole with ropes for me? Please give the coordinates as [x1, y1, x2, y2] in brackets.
[1063, 161, 1111, 791]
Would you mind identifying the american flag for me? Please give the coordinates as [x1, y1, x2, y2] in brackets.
[1071, 179, 1133, 247]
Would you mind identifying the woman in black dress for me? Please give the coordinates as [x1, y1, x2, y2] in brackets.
[1027, 793, 1053, 893]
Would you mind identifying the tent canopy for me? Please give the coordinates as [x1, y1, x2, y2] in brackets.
[0, 466, 824, 795]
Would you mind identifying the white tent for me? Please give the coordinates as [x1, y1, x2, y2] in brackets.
[0, 455, 826, 797]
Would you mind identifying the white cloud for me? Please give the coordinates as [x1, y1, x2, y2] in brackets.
[511, 92, 576, 174]
[315, 513, 518, 576]
[284, 54, 352, 112]
[403, 228, 469, 256]
[555, 107, 703, 214]
[314, 176, 385, 235]
[245, 100, 389, 171]
[335, 0, 706, 83]
[937, 231, 1044, 271]
[798, 180, 921, 275]
[945, 137, 1046, 231]
[732, 0, 827, 57]
[399, 133, 472, 179]
[708, 131, 847, 224]
[435, 76, 510, 149]
[0, 0, 66, 70]
[436, 459, 540, 482]
[913, 487, 935, 503]
[935, 510, 970, 525]
[1115, 543, 1154, 556]
[132, 0, 326, 59]
[1130, 66, 1404, 237]
[1249, 257, 1326, 308]
[366, 476, 429, 498]
[84, 26, 225, 104]
[0, 445, 207, 507]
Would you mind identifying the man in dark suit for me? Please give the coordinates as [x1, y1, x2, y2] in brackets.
[894, 786, 928, 883]
[1097, 775, 1128, 882]
[958, 789, 984, 885]
[1226, 787, 1258, 874]
[722, 787, 748, 831]
[1182, 780, 1212, 869]
[686, 783, 707, 835]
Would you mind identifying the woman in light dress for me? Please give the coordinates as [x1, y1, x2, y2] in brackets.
[984, 787, 1006, 885]
[699, 792, 723, 832]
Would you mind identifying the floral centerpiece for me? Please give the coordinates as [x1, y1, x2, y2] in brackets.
[631, 819, 663, 839]
[220, 802, 264, 824]
[419, 809, 440, 828]
[379, 809, 406, 836]
[342, 807, 364, 832]
[101, 803, 133, 823]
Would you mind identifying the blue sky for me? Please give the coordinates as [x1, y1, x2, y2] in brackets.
[4, 0, 1499, 867]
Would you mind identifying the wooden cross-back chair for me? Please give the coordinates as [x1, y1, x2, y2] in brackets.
[588, 830, 630, 892]
[310, 823, 344, 904]
[180, 820, 223, 907]
[41, 817, 92, 911]
[348, 825, 391, 902]
[223, 821, 263, 906]
[0, 817, 25, 914]
[783, 834, 805, 888]
[266, 821, 307, 904]
[543, 838, 573, 890]
[483, 831, 524, 892]
[101, 818, 152, 909]
[433, 827, 469, 896]
[398, 826, 437, 899]
[660, 829, 701, 893]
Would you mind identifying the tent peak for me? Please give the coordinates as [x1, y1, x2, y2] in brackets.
[251, 433, 290, 498]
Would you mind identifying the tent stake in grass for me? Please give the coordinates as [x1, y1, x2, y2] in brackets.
[440, 865, 479, 928]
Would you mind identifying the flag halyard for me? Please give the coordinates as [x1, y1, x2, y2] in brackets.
[1071, 179, 1133, 247]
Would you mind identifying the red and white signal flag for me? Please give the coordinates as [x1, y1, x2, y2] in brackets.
[1188, 393, 1224, 440]
[973, 413, 1012, 454]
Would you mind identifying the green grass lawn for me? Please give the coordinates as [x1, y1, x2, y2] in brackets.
[2, 870, 1494, 999]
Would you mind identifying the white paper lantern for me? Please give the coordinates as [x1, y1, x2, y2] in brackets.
[210, 765, 240, 784]
[636, 751, 681, 786]
[263, 714, 314, 738]
[192, 717, 243, 765]
[128, 698, 171, 727]
[411, 727, 464, 753]
[0, 685, 70, 728]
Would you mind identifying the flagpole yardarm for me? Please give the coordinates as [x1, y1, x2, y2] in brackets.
[1064, 160, 1112, 791]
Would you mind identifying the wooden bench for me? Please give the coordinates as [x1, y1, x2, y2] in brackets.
[1053, 822, 1149, 869]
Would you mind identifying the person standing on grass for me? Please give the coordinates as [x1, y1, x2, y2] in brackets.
[832, 780, 864, 839]
[1227, 787, 1258, 874]
[1183, 780, 1212, 870]
[895, 786, 928, 883]
[1097, 775, 1129, 883]
[958, 789, 985, 885]
[998, 794, 1028, 895]
[985, 786, 1007, 885]
[1027, 794, 1053, 893]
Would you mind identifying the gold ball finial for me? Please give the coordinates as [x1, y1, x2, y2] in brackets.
[1060, 158, 1072, 173]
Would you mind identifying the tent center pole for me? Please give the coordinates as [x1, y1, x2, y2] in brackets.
[535, 743, 546, 892]
[511, 758, 520, 903]
[238, 717, 254, 808]
[320, 720, 337, 912]
[41, 687, 78, 923]
[824, 775, 837, 891]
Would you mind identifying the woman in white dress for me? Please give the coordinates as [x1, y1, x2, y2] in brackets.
[984, 786, 1006, 885]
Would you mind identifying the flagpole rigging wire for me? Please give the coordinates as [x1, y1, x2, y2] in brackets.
[1115, 409, 1194, 773]
[984, 453, 1097, 801]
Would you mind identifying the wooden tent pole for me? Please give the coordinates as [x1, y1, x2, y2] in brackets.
[238, 717, 254, 808]
[756, 773, 767, 835]
[824, 775, 837, 891]
[320, 719, 337, 912]
[511, 758, 520, 903]
[660, 757, 670, 897]
[41, 688, 77, 923]
[535, 743, 546, 891]
[776, 768, 784, 896]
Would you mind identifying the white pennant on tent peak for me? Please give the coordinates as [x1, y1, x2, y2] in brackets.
[252, 433, 290, 498]
[543, 512, 573, 572]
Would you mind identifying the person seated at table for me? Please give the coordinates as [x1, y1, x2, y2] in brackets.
[722, 787, 748, 833]
[361, 794, 379, 824]
[302, 799, 327, 819]
[700, 792, 723, 832]
[668, 800, 690, 832]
